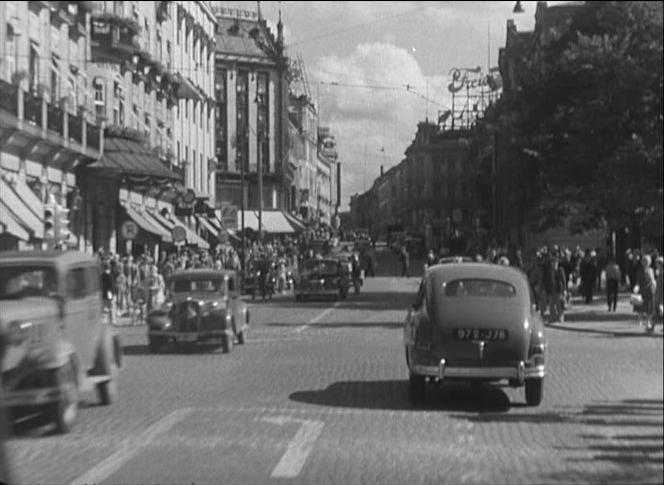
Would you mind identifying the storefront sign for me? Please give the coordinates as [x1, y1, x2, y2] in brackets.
[219, 204, 237, 229]
[120, 221, 139, 240]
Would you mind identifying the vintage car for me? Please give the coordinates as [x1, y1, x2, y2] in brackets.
[404, 263, 546, 406]
[0, 250, 122, 433]
[295, 259, 350, 301]
[438, 256, 474, 264]
[147, 269, 249, 353]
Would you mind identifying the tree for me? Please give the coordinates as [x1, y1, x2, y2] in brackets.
[512, 1, 663, 238]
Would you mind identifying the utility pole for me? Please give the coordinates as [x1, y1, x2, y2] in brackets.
[240, 132, 246, 286]
[257, 131, 263, 242]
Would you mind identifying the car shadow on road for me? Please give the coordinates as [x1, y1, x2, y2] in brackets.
[564, 310, 637, 322]
[262, 290, 417, 312]
[266, 321, 403, 330]
[546, 322, 662, 338]
[290, 380, 514, 412]
[122, 343, 229, 355]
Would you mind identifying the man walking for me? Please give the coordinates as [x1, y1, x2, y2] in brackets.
[605, 257, 621, 312]
[400, 246, 410, 278]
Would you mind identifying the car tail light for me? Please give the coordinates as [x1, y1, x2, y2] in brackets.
[6, 320, 32, 345]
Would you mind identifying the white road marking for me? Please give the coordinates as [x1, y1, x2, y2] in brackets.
[69, 408, 193, 485]
[262, 417, 325, 478]
[295, 302, 340, 333]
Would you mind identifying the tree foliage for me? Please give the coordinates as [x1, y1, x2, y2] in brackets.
[513, 1, 663, 232]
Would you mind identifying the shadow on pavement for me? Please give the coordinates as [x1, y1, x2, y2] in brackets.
[263, 290, 416, 312]
[547, 322, 662, 338]
[122, 343, 228, 355]
[290, 380, 513, 412]
[266, 321, 402, 330]
[564, 310, 637, 323]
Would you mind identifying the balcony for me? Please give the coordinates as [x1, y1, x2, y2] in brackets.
[0, 79, 103, 167]
[90, 14, 140, 64]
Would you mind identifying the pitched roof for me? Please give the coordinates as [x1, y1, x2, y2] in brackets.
[215, 17, 280, 61]
[87, 137, 181, 181]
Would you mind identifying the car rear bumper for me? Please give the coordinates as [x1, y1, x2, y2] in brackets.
[412, 359, 545, 383]
[149, 329, 232, 343]
[296, 288, 338, 296]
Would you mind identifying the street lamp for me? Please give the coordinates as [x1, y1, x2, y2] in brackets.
[513, 1, 525, 14]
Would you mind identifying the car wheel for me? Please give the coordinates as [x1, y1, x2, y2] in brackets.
[222, 334, 233, 354]
[295, 294, 301, 302]
[354, 283, 361, 294]
[525, 378, 544, 406]
[50, 361, 79, 434]
[237, 330, 246, 345]
[409, 373, 426, 405]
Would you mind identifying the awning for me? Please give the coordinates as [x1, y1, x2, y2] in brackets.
[146, 208, 175, 230]
[284, 212, 306, 232]
[0, 199, 30, 241]
[88, 137, 182, 182]
[0, 177, 44, 239]
[121, 202, 172, 242]
[237, 210, 295, 234]
[196, 215, 219, 239]
[171, 215, 210, 249]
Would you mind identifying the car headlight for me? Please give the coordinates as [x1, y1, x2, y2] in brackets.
[6, 320, 33, 345]
[523, 318, 530, 330]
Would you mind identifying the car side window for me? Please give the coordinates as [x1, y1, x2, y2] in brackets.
[66, 267, 87, 300]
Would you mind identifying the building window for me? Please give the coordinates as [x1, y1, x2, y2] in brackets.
[177, 141, 181, 162]
[184, 100, 188, 119]
[200, 153, 204, 192]
[236, 70, 249, 172]
[256, 72, 269, 173]
[193, 149, 197, 190]
[215, 69, 227, 171]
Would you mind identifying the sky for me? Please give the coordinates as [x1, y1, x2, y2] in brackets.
[217, 1, 567, 209]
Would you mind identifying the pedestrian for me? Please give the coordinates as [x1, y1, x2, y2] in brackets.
[655, 257, 663, 328]
[101, 263, 116, 325]
[605, 256, 621, 312]
[636, 254, 657, 332]
[116, 261, 128, 317]
[400, 245, 410, 277]
[426, 250, 436, 269]
[580, 250, 597, 304]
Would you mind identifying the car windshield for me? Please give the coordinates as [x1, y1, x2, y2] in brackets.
[302, 261, 338, 275]
[0, 265, 57, 300]
[443, 278, 516, 298]
[172, 278, 225, 294]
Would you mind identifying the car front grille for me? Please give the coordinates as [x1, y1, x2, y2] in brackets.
[175, 301, 200, 333]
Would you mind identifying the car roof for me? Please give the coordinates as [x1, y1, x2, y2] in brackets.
[172, 269, 235, 279]
[0, 250, 98, 266]
[427, 263, 528, 287]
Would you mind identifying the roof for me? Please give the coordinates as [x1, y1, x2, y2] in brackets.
[0, 250, 98, 266]
[427, 263, 529, 291]
[171, 269, 237, 279]
[215, 17, 280, 62]
[87, 137, 182, 181]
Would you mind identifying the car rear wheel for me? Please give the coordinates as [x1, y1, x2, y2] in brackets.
[525, 378, 543, 406]
[409, 373, 426, 405]
[97, 340, 119, 406]
[148, 336, 164, 354]
[237, 330, 246, 345]
[50, 361, 79, 434]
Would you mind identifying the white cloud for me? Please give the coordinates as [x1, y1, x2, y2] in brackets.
[312, 42, 453, 206]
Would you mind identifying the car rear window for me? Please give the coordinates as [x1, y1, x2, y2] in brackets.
[443, 278, 516, 298]
[173, 278, 224, 293]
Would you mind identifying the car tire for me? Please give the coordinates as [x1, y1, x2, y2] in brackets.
[295, 294, 302, 302]
[237, 330, 245, 345]
[50, 361, 79, 434]
[222, 334, 233, 354]
[97, 348, 119, 406]
[354, 283, 360, 294]
[525, 378, 544, 406]
[409, 373, 426, 405]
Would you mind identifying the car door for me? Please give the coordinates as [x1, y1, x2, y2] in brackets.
[225, 275, 241, 330]
[63, 265, 96, 370]
[405, 279, 427, 355]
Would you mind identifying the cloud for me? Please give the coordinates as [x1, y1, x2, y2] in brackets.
[312, 42, 453, 207]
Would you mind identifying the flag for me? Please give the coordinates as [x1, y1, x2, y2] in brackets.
[438, 110, 452, 124]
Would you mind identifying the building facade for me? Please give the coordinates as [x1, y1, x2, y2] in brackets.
[0, 1, 103, 251]
[212, 5, 292, 221]
[288, 93, 318, 222]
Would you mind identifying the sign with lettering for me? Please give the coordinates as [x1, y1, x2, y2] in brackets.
[219, 204, 238, 229]
[120, 221, 139, 240]
[172, 226, 186, 243]
[448, 67, 502, 94]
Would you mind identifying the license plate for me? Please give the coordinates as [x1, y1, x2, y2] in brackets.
[455, 328, 508, 341]
[175, 333, 198, 342]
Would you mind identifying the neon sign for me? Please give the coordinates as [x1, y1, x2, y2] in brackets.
[448, 67, 501, 93]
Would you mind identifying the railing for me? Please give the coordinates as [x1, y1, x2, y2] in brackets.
[0, 79, 18, 115]
[24, 93, 43, 126]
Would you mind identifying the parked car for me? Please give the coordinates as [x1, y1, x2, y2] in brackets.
[295, 259, 350, 301]
[0, 250, 122, 433]
[147, 269, 249, 353]
[404, 263, 546, 406]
